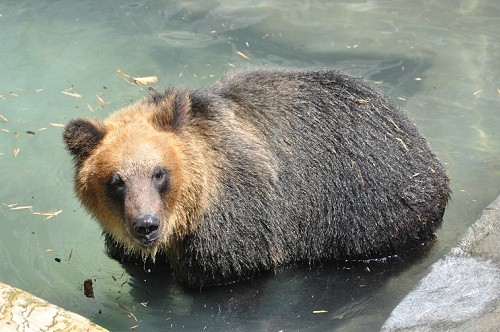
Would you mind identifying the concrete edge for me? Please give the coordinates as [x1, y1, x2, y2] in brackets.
[0, 281, 108, 332]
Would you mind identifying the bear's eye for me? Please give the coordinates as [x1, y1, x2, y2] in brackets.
[107, 173, 126, 197]
[152, 167, 170, 193]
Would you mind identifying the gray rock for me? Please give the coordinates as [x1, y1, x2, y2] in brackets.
[382, 194, 500, 331]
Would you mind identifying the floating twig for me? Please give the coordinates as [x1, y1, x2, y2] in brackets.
[62, 90, 82, 99]
[235, 51, 251, 60]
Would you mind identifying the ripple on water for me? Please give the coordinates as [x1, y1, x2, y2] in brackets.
[156, 31, 216, 48]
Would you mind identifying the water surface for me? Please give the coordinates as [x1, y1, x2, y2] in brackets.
[0, 0, 499, 331]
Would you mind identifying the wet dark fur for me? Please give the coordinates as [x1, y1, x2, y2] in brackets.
[66, 69, 450, 288]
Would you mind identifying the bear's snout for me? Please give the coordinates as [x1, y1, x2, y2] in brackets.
[132, 214, 160, 246]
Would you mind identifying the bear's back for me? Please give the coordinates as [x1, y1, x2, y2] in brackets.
[174, 69, 449, 287]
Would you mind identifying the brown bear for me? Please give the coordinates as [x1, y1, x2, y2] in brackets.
[63, 69, 450, 288]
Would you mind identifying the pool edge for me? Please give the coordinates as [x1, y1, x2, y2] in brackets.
[0, 281, 108, 332]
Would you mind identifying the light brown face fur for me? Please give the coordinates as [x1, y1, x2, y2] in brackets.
[69, 98, 216, 260]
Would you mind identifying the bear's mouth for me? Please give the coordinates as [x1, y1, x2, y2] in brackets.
[139, 237, 158, 247]
[131, 230, 160, 248]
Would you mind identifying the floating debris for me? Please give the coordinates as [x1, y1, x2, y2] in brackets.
[31, 209, 62, 220]
[116, 69, 158, 85]
[236, 51, 251, 60]
[84, 279, 94, 298]
[3, 203, 62, 220]
[62, 90, 82, 99]
[4, 203, 21, 209]
[96, 93, 106, 107]
[119, 303, 138, 322]
[116, 69, 133, 84]
[313, 310, 328, 314]
[133, 76, 158, 85]
[9, 205, 31, 210]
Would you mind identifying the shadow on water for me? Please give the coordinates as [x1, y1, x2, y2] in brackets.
[117, 240, 435, 330]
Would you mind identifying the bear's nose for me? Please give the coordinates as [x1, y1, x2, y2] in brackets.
[133, 214, 159, 239]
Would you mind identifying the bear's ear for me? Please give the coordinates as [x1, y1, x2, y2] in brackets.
[151, 90, 191, 131]
[63, 119, 105, 162]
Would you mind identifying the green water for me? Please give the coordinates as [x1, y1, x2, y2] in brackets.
[0, 0, 498, 330]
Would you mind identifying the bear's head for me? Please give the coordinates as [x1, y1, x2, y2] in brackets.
[63, 91, 213, 260]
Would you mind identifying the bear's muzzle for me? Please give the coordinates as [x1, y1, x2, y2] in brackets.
[132, 214, 160, 246]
